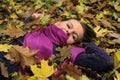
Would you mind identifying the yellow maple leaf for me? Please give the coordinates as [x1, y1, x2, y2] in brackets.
[54, 1, 63, 7]
[30, 59, 54, 78]
[10, 13, 18, 19]
[93, 26, 109, 37]
[95, 12, 105, 19]
[114, 71, 120, 80]
[76, 3, 88, 14]
[76, 5, 84, 14]
[113, 50, 120, 67]
[0, 44, 12, 52]
[0, 20, 3, 24]
[105, 48, 116, 55]
[114, 2, 120, 12]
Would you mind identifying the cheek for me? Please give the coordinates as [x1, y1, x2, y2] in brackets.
[66, 37, 74, 44]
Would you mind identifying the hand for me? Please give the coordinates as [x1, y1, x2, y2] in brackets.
[32, 12, 42, 19]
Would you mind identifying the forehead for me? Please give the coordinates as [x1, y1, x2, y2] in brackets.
[67, 19, 81, 25]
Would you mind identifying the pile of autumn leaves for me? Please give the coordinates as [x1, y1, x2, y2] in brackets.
[0, 0, 120, 80]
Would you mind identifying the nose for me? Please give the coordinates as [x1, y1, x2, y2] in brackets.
[66, 29, 73, 34]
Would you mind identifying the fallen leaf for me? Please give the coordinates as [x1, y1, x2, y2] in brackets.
[105, 48, 116, 55]
[113, 50, 120, 67]
[5, 46, 21, 63]
[5, 45, 39, 68]
[30, 59, 54, 78]
[98, 1, 107, 10]
[49, 46, 71, 65]
[10, 13, 18, 19]
[114, 71, 120, 80]
[0, 62, 8, 77]
[1, 24, 25, 38]
[82, 13, 94, 19]
[93, 26, 109, 37]
[80, 74, 89, 80]
[0, 44, 12, 52]
[107, 32, 120, 44]
[12, 45, 39, 57]
[114, 2, 120, 12]
[13, 45, 39, 68]
[61, 62, 82, 80]
[54, 1, 63, 7]
[75, 5, 84, 14]
[99, 19, 116, 30]
[89, 0, 97, 3]
[56, 46, 71, 59]
[66, 75, 76, 80]
[52, 62, 101, 80]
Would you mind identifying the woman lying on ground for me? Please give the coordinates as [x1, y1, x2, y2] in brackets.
[0, 13, 114, 79]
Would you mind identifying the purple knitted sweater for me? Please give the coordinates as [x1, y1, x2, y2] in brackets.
[23, 24, 85, 60]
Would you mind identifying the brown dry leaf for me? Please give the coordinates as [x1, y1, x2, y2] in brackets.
[99, 19, 116, 30]
[112, 22, 120, 29]
[49, 7, 56, 14]
[25, 18, 43, 31]
[82, 13, 94, 19]
[89, 0, 97, 3]
[52, 62, 101, 80]
[107, 32, 120, 44]
[98, 1, 107, 10]
[5, 45, 39, 68]
[13, 45, 39, 68]
[52, 62, 82, 80]
[52, 74, 66, 80]
[90, 19, 100, 26]
[61, 62, 82, 80]
[5, 47, 21, 63]
[0, 62, 8, 77]
[1, 25, 25, 38]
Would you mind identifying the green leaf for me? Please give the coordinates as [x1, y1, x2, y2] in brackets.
[34, 1, 45, 10]
[80, 74, 89, 80]
[117, 0, 120, 3]
[117, 18, 120, 22]
[66, 75, 76, 80]
[39, 14, 51, 26]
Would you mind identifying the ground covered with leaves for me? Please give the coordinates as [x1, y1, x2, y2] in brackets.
[0, 0, 120, 80]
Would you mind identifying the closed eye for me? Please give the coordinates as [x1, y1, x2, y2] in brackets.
[72, 33, 78, 41]
[67, 24, 71, 29]
[67, 22, 73, 29]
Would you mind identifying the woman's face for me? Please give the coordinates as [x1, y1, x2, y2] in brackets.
[55, 19, 84, 44]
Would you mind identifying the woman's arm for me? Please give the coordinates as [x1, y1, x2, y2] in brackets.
[24, 13, 41, 24]
[24, 16, 32, 24]
[73, 42, 114, 73]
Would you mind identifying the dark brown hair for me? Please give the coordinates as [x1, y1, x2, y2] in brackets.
[62, 18, 96, 46]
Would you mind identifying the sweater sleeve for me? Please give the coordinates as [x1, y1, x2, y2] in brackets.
[74, 42, 114, 73]
[24, 16, 32, 24]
